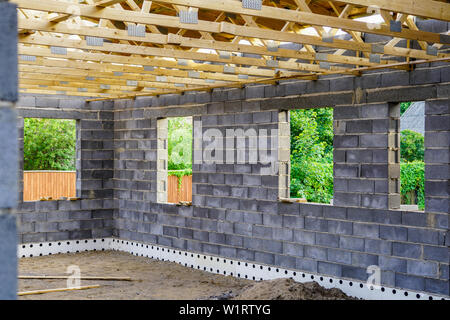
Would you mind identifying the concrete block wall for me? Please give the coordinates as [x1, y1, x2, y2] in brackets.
[424, 99, 450, 217]
[15, 95, 115, 243]
[333, 102, 401, 209]
[112, 64, 449, 295]
[7, 61, 449, 297]
[0, 0, 18, 300]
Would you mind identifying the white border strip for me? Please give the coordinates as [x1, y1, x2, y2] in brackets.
[18, 238, 449, 301]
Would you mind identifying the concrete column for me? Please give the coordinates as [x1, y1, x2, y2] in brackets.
[156, 118, 168, 203]
[278, 110, 290, 199]
[0, 0, 18, 300]
[333, 102, 401, 210]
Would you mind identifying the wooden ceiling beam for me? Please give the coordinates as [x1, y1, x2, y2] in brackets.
[150, 0, 446, 43]
[13, 0, 446, 61]
[17, 45, 278, 78]
[330, 0, 450, 21]
[18, 34, 337, 73]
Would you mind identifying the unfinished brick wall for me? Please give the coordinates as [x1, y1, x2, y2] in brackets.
[112, 66, 449, 296]
[333, 102, 401, 209]
[10, 62, 450, 297]
[15, 96, 115, 244]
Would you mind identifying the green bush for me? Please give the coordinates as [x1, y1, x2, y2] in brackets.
[400, 161, 425, 210]
[400, 130, 424, 162]
[23, 118, 76, 171]
[290, 160, 333, 203]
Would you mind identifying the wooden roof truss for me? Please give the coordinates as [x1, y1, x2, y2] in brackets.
[12, 0, 450, 99]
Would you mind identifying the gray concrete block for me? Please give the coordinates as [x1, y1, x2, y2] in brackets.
[351, 252, 378, 268]
[282, 215, 304, 229]
[339, 236, 364, 251]
[379, 256, 407, 273]
[316, 233, 339, 248]
[425, 98, 450, 115]
[364, 239, 392, 255]
[408, 228, 440, 245]
[0, 213, 17, 299]
[234, 222, 253, 237]
[0, 106, 18, 208]
[425, 278, 449, 296]
[304, 246, 327, 260]
[293, 230, 316, 245]
[318, 262, 342, 277]
[392, 242, 421, 259]
[380, 226, 407, 241]
[283, 243, 304, 257]
[341, 265, 368, 281]
[272, 228, 293, 241]
[353, 223, 379, 239]
[304, 217, 328, 232]
[395, 273, 425, 291]
[327, 220, 353, 235]
[327, 248, 351, 264]
[0, 3, 18, 102]
[295, 257, 317, 273]
[299, 204, 324, 217]
[323, 206, 346, 220]
[411, 68, 441, 85]
[245, 85, 265, 100]
[423, 246, 449, 263]
[255, 252, 275, 265]
[262, 214, 282, 227]
[407, 260, 439, 277]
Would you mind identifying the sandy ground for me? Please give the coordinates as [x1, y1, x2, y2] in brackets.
[18, 251, 354, 300]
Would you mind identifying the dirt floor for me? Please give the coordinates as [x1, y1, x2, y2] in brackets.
[18, 251, 355, 300]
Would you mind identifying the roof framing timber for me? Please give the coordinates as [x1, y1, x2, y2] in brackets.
[11, 0, 450, 99]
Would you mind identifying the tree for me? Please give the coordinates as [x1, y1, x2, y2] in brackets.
[23, 118, 76, 171]
[168, 117, 193, 171]
[400, 102, 412, 115]
[400, 130, 424, 162]
[290, 108, 334, 203]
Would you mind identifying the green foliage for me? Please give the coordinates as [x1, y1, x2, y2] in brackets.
[290, 160, 333, 203]
[23, 118, 76, 171]
[290, 108, 334, 203]
[290, 108, 333, 162]
[168, 169, 193, 178]
[400, 130, 424, 162]
[400, 102, 412, 115]
[400, 161, 425, 210]
[399, 129, 425, 209]
[168, 169, 193, 190]
[168, 117, 193, 171]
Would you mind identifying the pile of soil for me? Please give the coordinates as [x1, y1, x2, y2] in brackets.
[232, 278, 357, 300]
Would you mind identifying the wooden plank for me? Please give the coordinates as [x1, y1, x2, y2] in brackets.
[331, 0, 450, 21]
[167, 175, 192, 203]
[19, 275, 133, 281]
[17, 285, 100, 296]
[95, 0, 127, 7]
[23, 172, 76, 202]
